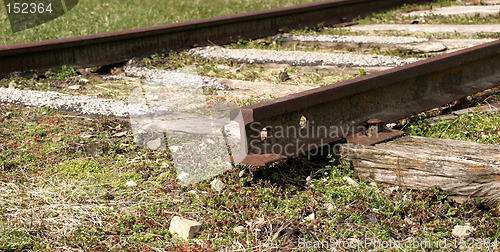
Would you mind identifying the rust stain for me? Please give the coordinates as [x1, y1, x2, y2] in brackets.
[468, 165, 488, 174]
[428, 72, 441, 82]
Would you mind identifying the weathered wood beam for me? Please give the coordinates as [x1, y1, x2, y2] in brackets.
[341, 136, 500, 207]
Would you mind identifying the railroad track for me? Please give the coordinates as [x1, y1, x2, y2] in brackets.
[0, 0, 433, 76]
[1, 1, 500, 248]
[0, 0, 499, 170]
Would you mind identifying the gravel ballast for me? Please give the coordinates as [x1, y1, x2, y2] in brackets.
[187, 47, 421, 67]
[0, 65, 234, 117]
[124, 66, 230, 90]
[345, 24, 500, 35]
[402, 5, 500, 18]
[278, 34, 429, 44]
[0, 87, 172, 117]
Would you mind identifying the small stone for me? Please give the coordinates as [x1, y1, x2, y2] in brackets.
[238, 170, 245, 177]
[207, 70, 216, 76]
[278, 71, 291, 82]
[342, 176, 359, 186]
[113, 131, 127, 137]
[404, 217, 417, 226]
[80, 133, 94, 139]
[367, 215, 378, 224]
[124, 181, 137, 188]
[147, 138, 162, 150]
[232, 226, 244, 234]
[306, 176, 312, 184]
[305, 213, 315, 220]
[215, 65, 230, 70]
[68, 85, 81, 90]
[452, 224, 476, 238]
[8, 81, 16, 88]
[199, 142, 207, 149]
[211, 178, 226, 192]
[169, 216, 202, 239]
[51, 136, 63, 142]
[169, 146, 180, 152]
[177, 172, 190, 182]
[245, 218, 265, 226]
[324, 203, 335, 211]
[79, 78, 89, 83]
[385, 186, 400, 195]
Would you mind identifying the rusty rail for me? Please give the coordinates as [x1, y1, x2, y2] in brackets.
[231, 40, 500, 166]
[0, 0, 431, 76]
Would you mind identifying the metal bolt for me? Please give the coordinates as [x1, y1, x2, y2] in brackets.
[365, 118, 385, 135]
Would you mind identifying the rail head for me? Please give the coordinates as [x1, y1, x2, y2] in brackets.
[231, 39, 500, 124]
[0, 0, 433, 75]
[230, 39, 500, 166]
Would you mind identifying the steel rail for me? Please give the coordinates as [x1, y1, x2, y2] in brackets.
[0, 0, 431, 76]
[230, 40, 500, 166]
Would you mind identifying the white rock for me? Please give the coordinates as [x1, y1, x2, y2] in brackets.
[206, 139, 215, 144]
[199, 142, 207, 149]
[385, 186, 400, 195]
[452, 224, 476, 238]
[177, 172, 190, 181]
[215, 65, 230, 70]
[169, 145, 180, 152]
[147, 138, 162, 149]
[112, 131, 127, 137]
[324, 203, 335, 211]
[238, 170, 246, 177]
[305, 213, 315, 220]
[306, 176, 312, 184]
[124, 181, 137, 188]
[211, 178, 226, 192]
[342, 176, 359, 186]
[67, 85, 81, 90]
[232, 226, 244, 234]
[169, 216, 202, 239]
[245, 218, 265, 226]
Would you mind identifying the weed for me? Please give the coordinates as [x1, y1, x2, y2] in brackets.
[403, 111, 500, 144]
[45, 65, 78, 81]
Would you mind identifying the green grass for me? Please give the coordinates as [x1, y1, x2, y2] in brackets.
[142, 51, 359, 93]
[1, 103, 499, 251]
[358, 1, 500, 25]
[223, 37, 434, 58]
[291, 24, 500, 40]
[289, 0, 500, 40]
[0, 0, 322, 45]
[403, 111, 500, 144]
[1, 0, 500, 249]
